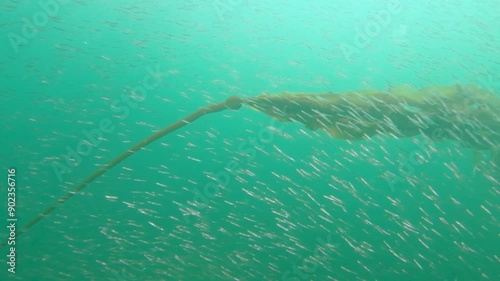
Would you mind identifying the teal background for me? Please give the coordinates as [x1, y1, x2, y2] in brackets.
[1, 1, 499, 280]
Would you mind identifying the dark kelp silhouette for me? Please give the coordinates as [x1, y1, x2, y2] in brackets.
[1, 84, 498, 247]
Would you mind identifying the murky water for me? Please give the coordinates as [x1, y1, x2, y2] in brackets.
[1, 1, 499, 280]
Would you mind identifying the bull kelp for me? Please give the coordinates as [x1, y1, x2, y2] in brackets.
[3, 84, 498, 249]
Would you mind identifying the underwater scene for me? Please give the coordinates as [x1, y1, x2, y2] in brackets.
[1, 1, 499, 280]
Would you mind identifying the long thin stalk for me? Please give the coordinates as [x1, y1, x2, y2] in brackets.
[1, 96, 243, 248]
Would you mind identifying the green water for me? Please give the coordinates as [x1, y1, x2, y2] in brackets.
[1, 1, 499, 280]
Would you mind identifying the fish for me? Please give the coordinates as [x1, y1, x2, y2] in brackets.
[3, 84, 499, 248]
[244, 84, 500, 152]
